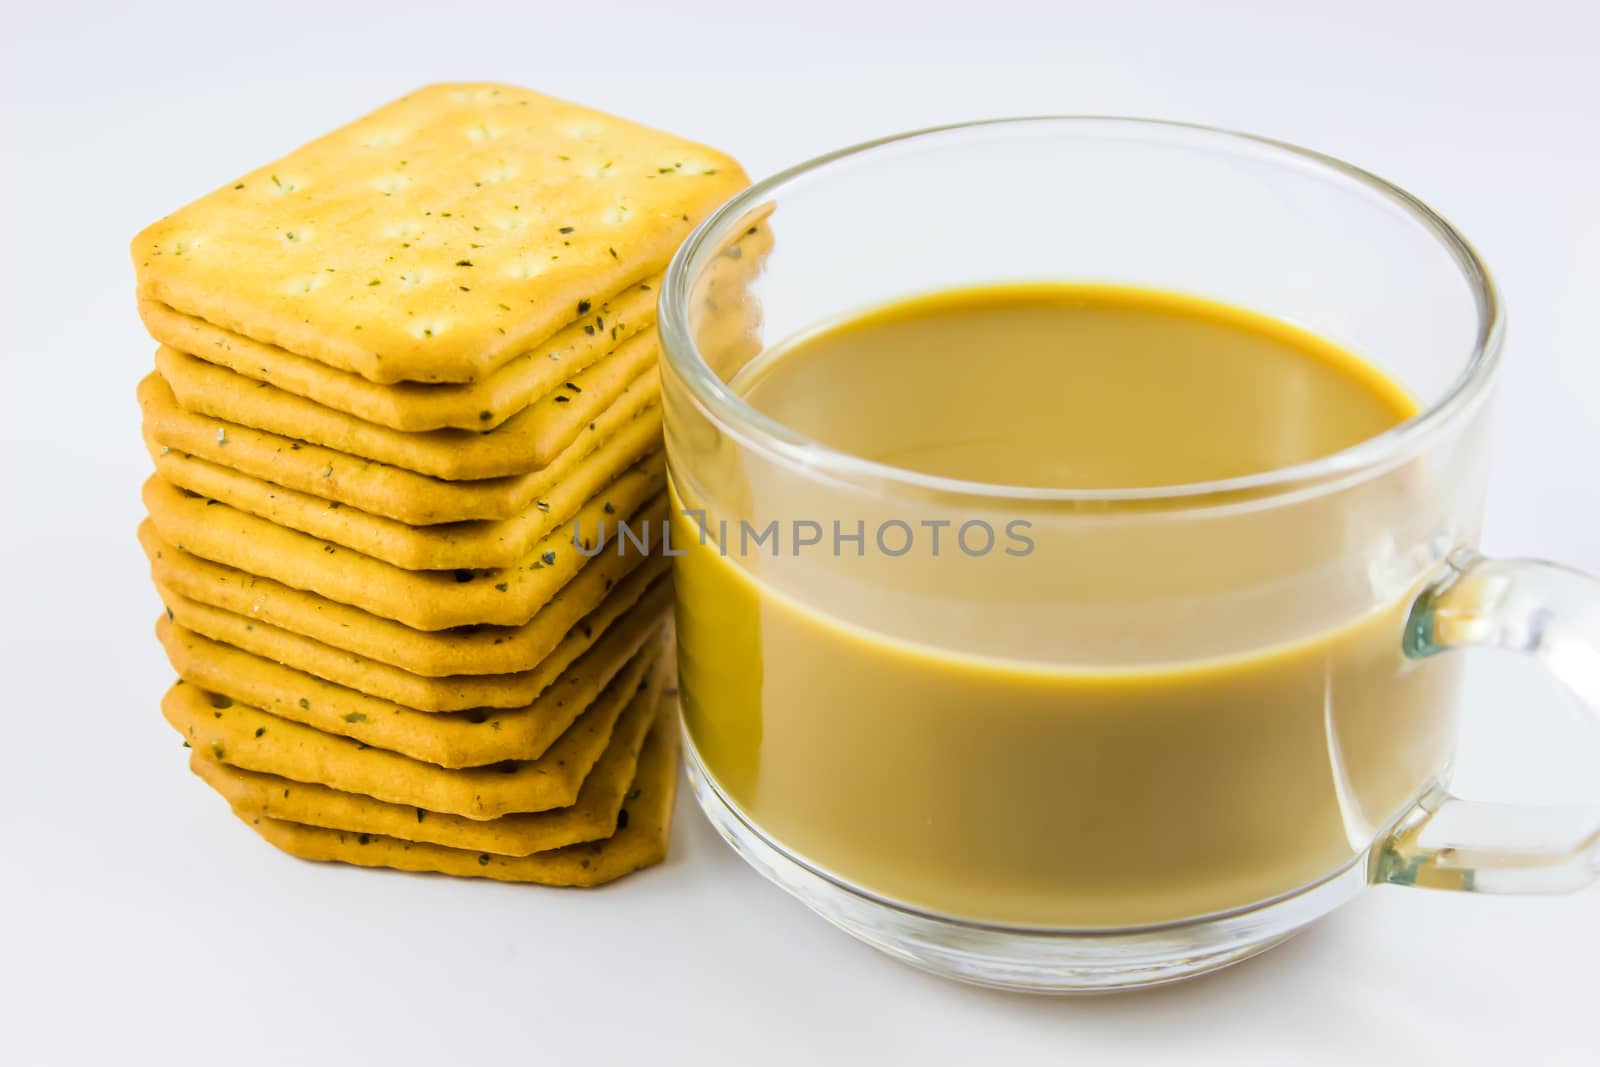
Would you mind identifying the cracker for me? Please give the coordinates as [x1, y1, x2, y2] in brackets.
[157, 571, 672, 714]
[141, 459, 664, 630]
[190, 663, 666, 855]
[140, 514, 666, 677]
[148, 397, 662, 570]
[140, 276, 659, 432]
[132, 83, 746, 384]
[137, 372, 659, 525]
[235, 717, 680, 885]
[161, 641, 659, 817]
[691, 214, 775, 379]
[155, 328, 661, 480]
[159, 615, 664, 767]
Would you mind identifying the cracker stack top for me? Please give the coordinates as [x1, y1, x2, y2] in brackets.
[132, 83, 747, 384]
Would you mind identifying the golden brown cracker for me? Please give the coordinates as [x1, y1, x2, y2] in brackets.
[161, 645, 659, 816]
[142, 459, 664, 630]
[140, 516, 665, 677]
[139, 276, 659, 432]
[132, 83, 746, 384]
[155, 328, 660, 480]
[157, 611, 664, 767]
[148, 398, 661, 570]
[191, 665, 665, 854]
[158, 573, 671, 714]
[689, 215, 774, 379]
[138, 372, 661, 525]
[234, 716, 680, 885]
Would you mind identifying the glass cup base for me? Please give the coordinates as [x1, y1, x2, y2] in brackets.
[683, 726, 1369, 993]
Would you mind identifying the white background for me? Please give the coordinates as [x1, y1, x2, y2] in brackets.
[3, 1, 1599, 1063]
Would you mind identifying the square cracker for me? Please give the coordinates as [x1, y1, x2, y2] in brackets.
[155, 326, 660, 480]
[147, 394, 662, 570]
[139, 514, 665, 678]
[137, 372, 660, 525]
[234, 715, 681, 886]
[161, 642, 661, 816]
[138, 276, 659, 432]
[141, 458, 665, 631]
[138, 218, 764, 432]
[132, 83, 747, 384]
[155, 566, 672, 715]
[157, 598, 666, 767]
[191, 662, 665, 856]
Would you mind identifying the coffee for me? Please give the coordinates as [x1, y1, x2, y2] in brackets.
[672, 284, 1462, 927]
[736, 284, 1412, 487]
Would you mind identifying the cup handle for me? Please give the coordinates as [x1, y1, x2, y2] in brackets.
[1374, 549, 1600, 893]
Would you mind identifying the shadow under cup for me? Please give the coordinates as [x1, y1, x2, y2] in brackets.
[658, 119, 1503, 987]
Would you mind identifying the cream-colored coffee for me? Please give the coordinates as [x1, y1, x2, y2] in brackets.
[673, 284, 1459, 927]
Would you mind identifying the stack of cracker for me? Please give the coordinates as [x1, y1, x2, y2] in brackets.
[132, 84, 749, 886]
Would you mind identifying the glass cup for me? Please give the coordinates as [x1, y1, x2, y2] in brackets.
[655, 118, 1600, 992]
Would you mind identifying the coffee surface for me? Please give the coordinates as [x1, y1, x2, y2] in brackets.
[735, 284, 1414, 488]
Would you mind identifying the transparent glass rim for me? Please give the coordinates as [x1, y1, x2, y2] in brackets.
[659, 116, 1505, 505]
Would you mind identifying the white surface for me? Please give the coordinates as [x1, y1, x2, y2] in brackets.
[3, 1, 1599, 1063]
